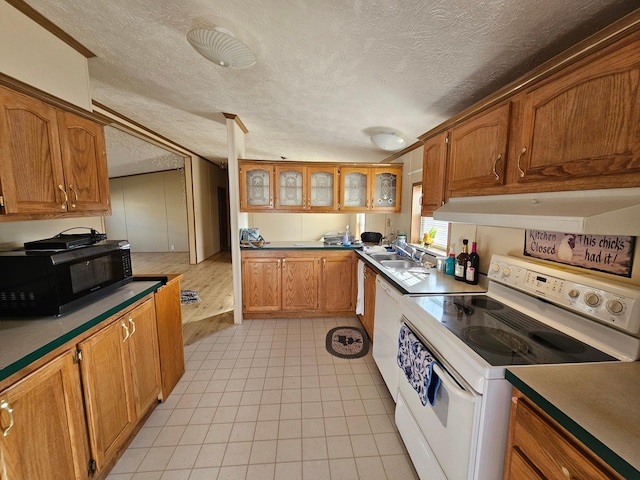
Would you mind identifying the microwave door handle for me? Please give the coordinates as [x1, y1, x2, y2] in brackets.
[432, 363, 476, 403]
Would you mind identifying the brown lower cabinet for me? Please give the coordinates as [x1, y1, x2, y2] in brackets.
[358, 263, 376, 340]
[0, 282, 182, 480]
[241, 249, 356, 318]
[79, 298, 160, 472]
[504, 387, 623, 480]
[0, 349, 90, 480]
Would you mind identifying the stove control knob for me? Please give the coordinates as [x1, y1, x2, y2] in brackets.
[492, 264, 500, 273]
[568, 289, 580, 299]
[584, 292, 601, 307]
[606, 300, 624, 315]
[502, 267, 511, 277]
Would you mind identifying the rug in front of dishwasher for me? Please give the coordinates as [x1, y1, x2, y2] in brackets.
[326, 326, 369, 359]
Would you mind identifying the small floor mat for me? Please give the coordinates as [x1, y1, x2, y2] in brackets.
[326, 326, 370, 359]
[180, 290, 201, 305]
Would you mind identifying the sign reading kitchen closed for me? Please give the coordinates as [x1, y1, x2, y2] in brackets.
[524, 230, 635, 277]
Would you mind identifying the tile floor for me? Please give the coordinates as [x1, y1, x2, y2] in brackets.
[107, 317, 419, 480]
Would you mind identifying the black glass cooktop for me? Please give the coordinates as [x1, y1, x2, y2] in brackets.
[419, 295, 616, 366]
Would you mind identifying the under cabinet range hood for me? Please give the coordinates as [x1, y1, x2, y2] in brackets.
[433, 188, 640, 235]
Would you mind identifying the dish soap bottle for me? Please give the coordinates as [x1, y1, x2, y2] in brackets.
[445, 253, 456, 275]
[343, 225, 351, 246]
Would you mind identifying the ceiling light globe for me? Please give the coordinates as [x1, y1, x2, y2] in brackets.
[187, 27, 256, 69]
[371, 132, 406, 151]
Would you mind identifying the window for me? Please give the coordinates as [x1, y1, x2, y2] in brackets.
[420, 217, 449, 252]
[412, 183, 449, 252]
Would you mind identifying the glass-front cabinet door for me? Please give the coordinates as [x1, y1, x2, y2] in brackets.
[371, 167, 402, 212]
[308, 166, 338, 212]
[275, 166, 305, 210]
[340, 167, 370, 211]
[239, 163, 274, 210]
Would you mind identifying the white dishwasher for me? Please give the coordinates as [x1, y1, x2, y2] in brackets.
[372, 276, 403, 401]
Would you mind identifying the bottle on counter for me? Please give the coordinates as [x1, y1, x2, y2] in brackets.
[343, 225, 351, 246]
[466, 241, 480, 285]
[454, 239, 469, 282]
[445, 253, 456, 275]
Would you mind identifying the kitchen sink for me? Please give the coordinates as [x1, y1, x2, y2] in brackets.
[380, 259, 421, 269]
[368, 253, 400, 261]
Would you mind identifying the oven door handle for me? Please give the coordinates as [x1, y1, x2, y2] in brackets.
[432, 363, 477, 403]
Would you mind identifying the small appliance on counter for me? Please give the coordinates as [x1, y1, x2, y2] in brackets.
[0, 238, 133, 317]
[360, 231, 383, 244]
[23, 227, 107, 250]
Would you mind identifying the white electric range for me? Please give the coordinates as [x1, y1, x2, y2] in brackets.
[398, 254, 640, 480]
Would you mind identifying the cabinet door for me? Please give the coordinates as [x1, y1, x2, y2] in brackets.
[361, 264, 377, 340]
[519, 37, 640, 187]
[308, 166, 338, 212]
[125, 299, 161, 417]
[340, 167, 370, 210]
[371, 167, 402, 212]
[79, 318, 136, 470]
[320, 254, 355, 312]
[421, 132, 448, 216]
[281, 257, 318, 311]
[0, 86, 66, 214]
[57, 111, 110, 214]
[448, 103, 511, 193]
[239, 163, 274, 210]
[242, 257, 282, 312]
[275, 165, 305, 210]
[0, 350, 90, 480]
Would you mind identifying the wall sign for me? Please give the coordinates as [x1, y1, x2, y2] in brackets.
[524, 230, 635, 277]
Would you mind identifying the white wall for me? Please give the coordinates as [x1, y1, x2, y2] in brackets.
[0, 2, 91, 110]
[0, 217, 104, 251]
[190, 157, 228, 261]
[105, 170, 188, 252]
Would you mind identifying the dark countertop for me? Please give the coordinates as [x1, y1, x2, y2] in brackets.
[0, 280, 162, 383]
[506, 363, 640, 479]
[241, 240, 361, 250]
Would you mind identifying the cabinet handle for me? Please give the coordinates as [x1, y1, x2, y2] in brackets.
[128, 317, 136, 336]
[561, 466, 571, 479]
[269, 196, 273, 208]
[302, 198, 306, 209]
[0, 399, 14, 437]
[517, 147, 527, 178]
[57, 184, 68, 210]
[121, 320, 130, 342]
[68, 184, 78, 208]
[492, 154, 502, 180]
[323, 258, 326, 269]
[277, 259, 281, 269]
[308, 197, 311, 209]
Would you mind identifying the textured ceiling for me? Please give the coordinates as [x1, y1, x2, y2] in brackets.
[24, 0, 638, 176]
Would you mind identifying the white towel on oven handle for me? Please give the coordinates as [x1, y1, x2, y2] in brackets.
[356, 260, 365, 315]
[397, 324, 441, 406]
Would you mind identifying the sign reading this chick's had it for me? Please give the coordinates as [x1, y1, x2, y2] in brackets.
[524, 230, 635, 277]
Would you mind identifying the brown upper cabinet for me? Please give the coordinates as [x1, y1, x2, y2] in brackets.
[340, 166, 402, 212]
[447, 103, 511, 196]
[420, 11, 640, 203]
[240, 161, 402, 213]
[517, 32, 640, 189]
[239, 162, 275, 211]
[0, 85, 110, 218]
[275, 164, 339, 212]
[421, 131, 448, 216]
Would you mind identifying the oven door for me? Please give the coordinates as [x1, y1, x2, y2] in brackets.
[396, 319, 482, 480]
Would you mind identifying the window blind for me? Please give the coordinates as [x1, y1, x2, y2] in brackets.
[419, 217, 449, 252]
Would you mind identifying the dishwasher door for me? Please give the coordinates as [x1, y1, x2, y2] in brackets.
[372, 276, 403, 401]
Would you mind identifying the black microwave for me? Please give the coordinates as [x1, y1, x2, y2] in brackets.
[0, 240, 133, 316]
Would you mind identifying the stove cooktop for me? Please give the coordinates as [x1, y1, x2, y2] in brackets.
[421, 294, 616, 367]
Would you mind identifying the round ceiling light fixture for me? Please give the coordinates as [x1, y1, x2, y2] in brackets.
[187, 27, 256, 69]
[371, 131, 406, 152]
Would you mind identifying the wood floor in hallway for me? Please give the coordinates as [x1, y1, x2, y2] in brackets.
[131, 250, 234, 325]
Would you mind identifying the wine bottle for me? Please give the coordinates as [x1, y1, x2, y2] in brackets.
[466, 242, 480, 285]
[454, 239, 469, 282]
